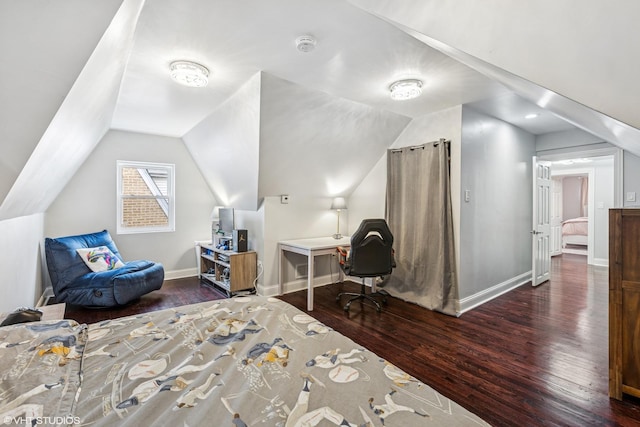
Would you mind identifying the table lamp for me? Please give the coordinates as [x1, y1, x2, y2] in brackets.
[331, 197, 347, 239]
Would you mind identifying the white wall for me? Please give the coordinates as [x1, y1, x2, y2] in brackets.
[262, 196, 348, 295]
[0, 0, 144, 221]
[0, 213, 44, 311]
[45, 130, 215, 278]
[183, 74, 261, 211]
[459, 107, 535, 304]
[257, 73, 410, 200]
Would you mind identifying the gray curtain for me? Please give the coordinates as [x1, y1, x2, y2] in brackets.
[384, 140, 458, 316]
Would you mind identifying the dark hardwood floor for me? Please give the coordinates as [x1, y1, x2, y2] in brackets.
[62, 255, 640, 426]
[61, 277, 229, 324]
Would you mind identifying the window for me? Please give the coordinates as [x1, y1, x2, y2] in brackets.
[117, 161, 175, 234]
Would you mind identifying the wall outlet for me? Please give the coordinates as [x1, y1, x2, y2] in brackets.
[281, 194, 289, 204]
[627, 192, 636, 202]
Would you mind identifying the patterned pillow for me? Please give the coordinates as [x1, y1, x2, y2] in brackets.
[76, 246, 125, 272]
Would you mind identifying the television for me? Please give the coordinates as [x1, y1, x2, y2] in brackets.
[218, 208, 235, 237]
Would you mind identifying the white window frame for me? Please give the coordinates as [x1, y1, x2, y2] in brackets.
[116, 160, 176, 234]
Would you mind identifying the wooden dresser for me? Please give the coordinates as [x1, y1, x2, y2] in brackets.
[609, 208, 640, 400]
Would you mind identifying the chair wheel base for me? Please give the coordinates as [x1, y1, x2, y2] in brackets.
[337, 288, 384, 313]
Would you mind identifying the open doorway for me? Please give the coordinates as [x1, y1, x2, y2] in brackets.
[545, 154, 617, 267]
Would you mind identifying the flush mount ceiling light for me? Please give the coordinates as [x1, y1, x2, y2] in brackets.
[169, 60, 209, 87]
[525, 113, 539, 119]
[295, 35, 317, 53]
[389, 79, 423, 101]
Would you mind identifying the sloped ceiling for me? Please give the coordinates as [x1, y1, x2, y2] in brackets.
[349, 0, 640, 156]
[110, 0, 510, 138]
[0, 0, 145, 221]
[183, 74, 262, 211]
[2, 0, 638, 221]
[0, 0, 124, 205]
[183, 72, 411, 210]
[258, 73, 411, 200]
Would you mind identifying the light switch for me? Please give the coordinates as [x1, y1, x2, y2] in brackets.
[597, 202, 605, 209]
[627, 192, 636, 202]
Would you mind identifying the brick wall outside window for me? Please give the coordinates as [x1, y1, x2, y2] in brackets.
[121, 168, 168, 227]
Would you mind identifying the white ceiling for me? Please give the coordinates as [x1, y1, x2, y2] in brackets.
[2, 0, 592, 219]
[111, 0, 574, 138]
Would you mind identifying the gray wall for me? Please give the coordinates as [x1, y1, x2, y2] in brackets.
[459, 107, 536, 300]
[624, 152, 640, 207]
[45, 130, 216, 278]
[350, 105, 537, 312]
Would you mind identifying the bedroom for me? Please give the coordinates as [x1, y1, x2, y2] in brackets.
[2, 0, 640, 425]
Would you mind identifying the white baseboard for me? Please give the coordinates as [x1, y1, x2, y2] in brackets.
[592, 258, 609, 267]
[562, 248, 587, 255]
[259, 284, 280, 297]
[458, 271, 531, 314]
[164, 268, 198, 280]
[36, 286, 55, 307]
[279, 274, 340, 295]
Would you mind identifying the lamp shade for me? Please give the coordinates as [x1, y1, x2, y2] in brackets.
[331, 197, 347, 210]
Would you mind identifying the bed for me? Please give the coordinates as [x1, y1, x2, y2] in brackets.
[562, 217, 588, 248]
[0, 296, 489, 426]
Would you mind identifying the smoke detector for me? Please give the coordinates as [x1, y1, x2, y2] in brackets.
[295, 35, 316, 53]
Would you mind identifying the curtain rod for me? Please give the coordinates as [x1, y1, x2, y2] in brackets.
[389, 138, 450, 153]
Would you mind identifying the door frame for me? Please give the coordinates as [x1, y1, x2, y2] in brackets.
[537, 146, 622, 266]
[537, 147, 623, 206]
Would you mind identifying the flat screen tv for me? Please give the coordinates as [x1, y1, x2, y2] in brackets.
[218, 208, 235, 237]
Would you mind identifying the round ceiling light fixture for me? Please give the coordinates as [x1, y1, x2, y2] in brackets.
[169, 60, 209, 87]
[389, 79, 423, 101]
[295, 35, 317, 53]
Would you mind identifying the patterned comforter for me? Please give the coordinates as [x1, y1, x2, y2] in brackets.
[0, 296, 490, 426]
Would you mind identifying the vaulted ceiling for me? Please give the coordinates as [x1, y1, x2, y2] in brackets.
[1, 0, 638, 218]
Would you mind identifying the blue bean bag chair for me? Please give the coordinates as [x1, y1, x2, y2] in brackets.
[45, 230, 164, 307]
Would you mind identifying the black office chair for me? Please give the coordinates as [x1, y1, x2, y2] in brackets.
[336, 219, 395, 312]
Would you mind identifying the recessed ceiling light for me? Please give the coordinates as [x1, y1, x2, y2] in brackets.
[525, 113, 539, 119]
[169, 61, 209, 87]
[389, 79, 423, 101]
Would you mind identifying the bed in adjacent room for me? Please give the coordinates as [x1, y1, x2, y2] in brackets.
[0, 296, 489, 426]
[562, 216, 588, 250]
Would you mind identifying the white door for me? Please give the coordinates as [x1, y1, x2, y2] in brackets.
[550, 177, 563, 256]
[532, 157, 551, 286]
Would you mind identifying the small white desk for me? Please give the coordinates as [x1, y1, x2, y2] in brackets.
[279, 236, 351, 311]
